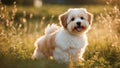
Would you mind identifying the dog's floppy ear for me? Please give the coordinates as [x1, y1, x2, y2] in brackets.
[87, 12, 93, 25]
[59, 12, 67, 28]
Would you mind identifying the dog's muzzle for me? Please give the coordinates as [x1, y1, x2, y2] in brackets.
[74, 22, 84, 32]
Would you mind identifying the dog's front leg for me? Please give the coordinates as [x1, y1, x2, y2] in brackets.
[53, 48, 69, 63]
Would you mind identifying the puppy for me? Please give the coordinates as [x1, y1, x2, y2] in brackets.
[32, 8, 93, 63]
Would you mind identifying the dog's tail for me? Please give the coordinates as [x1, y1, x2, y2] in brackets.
[45, 24, 60, 35]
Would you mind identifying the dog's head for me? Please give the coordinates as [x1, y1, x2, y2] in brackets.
[59, 8, 93, 35]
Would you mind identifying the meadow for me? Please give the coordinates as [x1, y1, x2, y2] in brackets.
[0, 2, 120, 68]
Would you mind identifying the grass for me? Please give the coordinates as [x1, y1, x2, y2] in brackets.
[0, 2, 120, 68]
[6, 4, 113, 22]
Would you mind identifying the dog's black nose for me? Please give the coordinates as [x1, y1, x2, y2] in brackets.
[76, 22, 81, 26]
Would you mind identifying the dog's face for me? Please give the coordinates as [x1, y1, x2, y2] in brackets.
[59, 8, 93, 35]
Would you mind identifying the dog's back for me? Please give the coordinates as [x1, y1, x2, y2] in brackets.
[45, 24, 59, 35]
[32, 24, 59, 59]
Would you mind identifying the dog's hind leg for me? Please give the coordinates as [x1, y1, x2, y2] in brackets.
[32, 48, 44, 60]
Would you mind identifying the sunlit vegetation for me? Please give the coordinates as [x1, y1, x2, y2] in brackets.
[0, 1, 120, 68]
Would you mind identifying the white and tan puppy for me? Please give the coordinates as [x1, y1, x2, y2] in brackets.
[32, 8, 93, 63]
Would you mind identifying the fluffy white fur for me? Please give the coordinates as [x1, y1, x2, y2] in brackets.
[32, 8, 93, 63]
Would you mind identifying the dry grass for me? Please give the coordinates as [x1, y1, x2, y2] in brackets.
[0, 1, 120, 68]
[82, 5, 120, 68]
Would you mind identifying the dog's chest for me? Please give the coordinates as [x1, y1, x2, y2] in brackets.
[55, 29, 88, 51]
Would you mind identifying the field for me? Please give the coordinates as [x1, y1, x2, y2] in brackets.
[0, 3, 120, 68]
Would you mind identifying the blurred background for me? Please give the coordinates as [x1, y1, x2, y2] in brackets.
[1, 0, 120, 6]
[1, 0, 120, 23]
[0, 0, 120, 68]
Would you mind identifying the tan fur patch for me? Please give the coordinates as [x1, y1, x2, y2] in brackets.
[37, 32, 56, 58]
[59, 13, 67, 28]
[87, 12, 93, 24]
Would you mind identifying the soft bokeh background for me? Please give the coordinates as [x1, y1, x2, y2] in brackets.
[0, 0, 120, 68]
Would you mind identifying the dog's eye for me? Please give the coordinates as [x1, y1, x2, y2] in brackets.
[71, 17, 75, 21]
[80, 17, 84, 20]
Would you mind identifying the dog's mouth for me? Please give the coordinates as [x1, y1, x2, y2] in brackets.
[74, 26, 85, 32]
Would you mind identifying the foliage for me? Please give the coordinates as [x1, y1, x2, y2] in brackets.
[0, 2, 120, 68]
